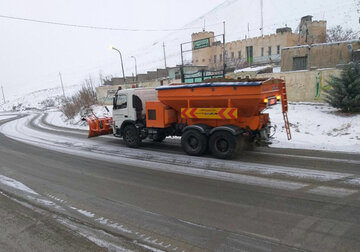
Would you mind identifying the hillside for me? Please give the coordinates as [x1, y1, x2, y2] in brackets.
[0, 84, 82, 112]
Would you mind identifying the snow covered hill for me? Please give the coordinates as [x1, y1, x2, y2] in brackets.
[0, 84, 82, 112]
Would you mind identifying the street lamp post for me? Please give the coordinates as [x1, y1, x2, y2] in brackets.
[110, 46, 126, 83]
[131, 56, 138, 81]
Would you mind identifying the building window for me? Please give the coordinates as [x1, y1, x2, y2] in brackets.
[246, 46, 253, 63]
[196, 59, 198, 63]
[231, 52, 234, 59]
[238, 51, 241, 58]
[277, 45, 280, 54]
[268, 46, 272, 56]
[293, 56, 307, 71]
[202, 58, 205, 62]
[219, 54, 222, 62]
[214, 55, 216, 63]
[261, 47, 264, 56]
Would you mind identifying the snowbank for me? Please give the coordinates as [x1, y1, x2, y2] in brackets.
[45, 105, 112, 130]
[268, 103, 360, 153]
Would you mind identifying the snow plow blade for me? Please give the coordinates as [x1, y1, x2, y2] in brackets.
[83, 116, 113, 138]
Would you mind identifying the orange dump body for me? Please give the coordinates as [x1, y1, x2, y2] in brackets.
[153, 78, 286, 131]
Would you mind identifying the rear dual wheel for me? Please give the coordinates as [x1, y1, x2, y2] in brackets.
[181, 129, 207, 156]
[209, 131, 239, 159]
[181, 129, 241, 159]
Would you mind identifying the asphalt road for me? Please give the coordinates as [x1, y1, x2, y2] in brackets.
[0, 113, 360, 251]
[0, 192, 106, 252]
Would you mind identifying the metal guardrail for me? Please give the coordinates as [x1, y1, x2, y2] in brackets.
[182, 69, 225, 83]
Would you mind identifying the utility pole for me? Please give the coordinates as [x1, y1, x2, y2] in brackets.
[260, 0, 264, 36]
[1, 86, 5, 104]
[59, 72, 66, 98]
[223, 21, 226, 43]
[111, 46, 126, 83]
[163, 42, 167, 69]
[223, 21, 226, 75]
[131, 56, 138, 81]
[247, 23, 250, 38]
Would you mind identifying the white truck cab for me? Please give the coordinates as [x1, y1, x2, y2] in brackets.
[112, 88, 157, 137]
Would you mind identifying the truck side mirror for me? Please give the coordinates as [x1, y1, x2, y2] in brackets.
[113, 96, 116, 108]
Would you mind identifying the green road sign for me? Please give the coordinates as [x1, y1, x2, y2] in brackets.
[193, 38, 210, 50]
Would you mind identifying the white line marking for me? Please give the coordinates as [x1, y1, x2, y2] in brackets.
[308, 186, 357, 197]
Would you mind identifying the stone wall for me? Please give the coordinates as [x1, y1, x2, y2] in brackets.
[298, 16, 327, 45]
[281, 40, 360, 71]
[228, 68, 341, 102]
[258, 68, 341, 102]
[192, 31, 298, 70]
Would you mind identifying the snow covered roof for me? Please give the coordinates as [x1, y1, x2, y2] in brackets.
[283, 39, 360, 50]
[234, 65, 273, 73]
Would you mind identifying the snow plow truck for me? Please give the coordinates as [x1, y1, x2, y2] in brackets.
[85, 78, 291, 159]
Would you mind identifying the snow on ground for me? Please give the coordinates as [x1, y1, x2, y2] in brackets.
[0, 175, 39, 195]
[46, 110, 88, 130]
[45, 105, 112, 130]
[267, 103, 360, 152]
[0, 114, 18, 121]
[272, 66, 281, 73]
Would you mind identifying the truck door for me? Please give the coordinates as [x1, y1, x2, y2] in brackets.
[113, 93, 129, 127]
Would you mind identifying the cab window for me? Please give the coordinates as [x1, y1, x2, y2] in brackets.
[114, 94, 127, 109]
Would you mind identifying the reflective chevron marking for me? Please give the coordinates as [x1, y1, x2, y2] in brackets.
[181, 108, 238, 119]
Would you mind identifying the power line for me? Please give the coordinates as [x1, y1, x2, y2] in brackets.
[0, 14, 222, 32]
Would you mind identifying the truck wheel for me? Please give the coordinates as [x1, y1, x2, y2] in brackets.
[123, 125, 141, 148]
[181, 129, 207, 156]
[209, 131, 237, 159]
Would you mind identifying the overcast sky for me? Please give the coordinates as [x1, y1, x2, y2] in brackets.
[1, 0, 359, 99]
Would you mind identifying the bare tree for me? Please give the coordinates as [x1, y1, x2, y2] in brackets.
[60, 77, 97, 119]
[326, 25, 359, 42]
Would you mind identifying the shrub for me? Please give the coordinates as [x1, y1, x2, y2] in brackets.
[40, 97, 57, 108]
[60, 78, 97, 119]
[324, 63, 360, 113]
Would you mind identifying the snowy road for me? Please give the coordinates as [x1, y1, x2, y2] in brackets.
[0, 113, 360, 251]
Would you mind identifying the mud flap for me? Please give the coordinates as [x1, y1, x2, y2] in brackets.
[256, 125, 272, 146]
